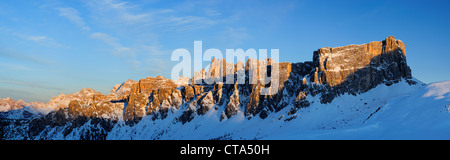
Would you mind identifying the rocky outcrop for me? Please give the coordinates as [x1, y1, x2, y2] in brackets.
[307, 36, 414, 103]
[243, 60, 293, 118]
[131, 76, 176, 94]
[213, 83, 224, 104]
[115, 76, 179, 122]
[198, 91, 215, 115]
[67, 100, 122, 120]
[193, 85, 204, 95]
[193, 58, 238, 84]
[312, 36, 412, 91]
[179, 100, 197, 124]
[124, 93, 149, 123]
[110, 79, 137, 99]
[245, 82, 262, 117]
[174, 76, 191, 87]
[153, 88, 183, 119]
[288, 91, 310, 115]
[45, 88, 101, 110]
[182, 86, 195, 102]
[225, 84, 240, 119]
[147, 88, 173, 114]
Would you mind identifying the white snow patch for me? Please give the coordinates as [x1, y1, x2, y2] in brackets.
[423, 81, 450, 100]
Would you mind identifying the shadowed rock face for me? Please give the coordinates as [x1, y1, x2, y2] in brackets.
[124, 93, 149, 123]
[110, 79, 137, 99]
[225, 83, 240, 119]
[198, 91, 214, 115]
[182, 86, 195, 102]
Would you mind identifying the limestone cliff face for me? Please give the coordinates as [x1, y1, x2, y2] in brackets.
[147, 87, 182, 119]
[244, 59, 293, 118]
[124, 93, 149, 123]
[198, 91, 215, 115]
[110, 79, 137, 99]
[312, 36, 412, 92]
[224, 83, 240, 119]
[130, 76, 176, 94]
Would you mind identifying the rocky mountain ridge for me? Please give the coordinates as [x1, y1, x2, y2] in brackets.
[1, 36, 424, 140]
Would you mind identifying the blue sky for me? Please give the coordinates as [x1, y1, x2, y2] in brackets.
[1, 0, 450, 102]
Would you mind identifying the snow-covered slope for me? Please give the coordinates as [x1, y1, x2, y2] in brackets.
[262, 80, 450, 140]
[104, 79, 448, 140]
[2, 80, 448, 140]
[353, 80, 450, 139]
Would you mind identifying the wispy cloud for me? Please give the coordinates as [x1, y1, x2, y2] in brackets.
[82, 0, 247, 74]
[90, 32, 134, 56]
[0, 86, 34, 102]
[203, 9, 221, 17]
[217, 27, 249, 47]
[26, 36, 49, 42]
[0, 86, 56, 103]
[85, 0, 231, 31]
[0, 48, 53, 65]
[86, 0, 152, 25]
[144, 58, 171, 76]
[89, 32, 141, 69]
[0, 63, 33, 71]
[10, 31, 67, 48]
[139, 44, 169, 56]
[0, 77, 62, 91]
[57, 7, 90, 31]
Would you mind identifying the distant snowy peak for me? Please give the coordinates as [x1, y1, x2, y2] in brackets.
[0, 97, 44, 112]
[0, 87, 108, 115]
[44, 88, 105, 111]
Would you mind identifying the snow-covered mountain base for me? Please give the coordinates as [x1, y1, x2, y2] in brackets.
[106, 80, 450, 140]
[4, 79, 447, 140]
